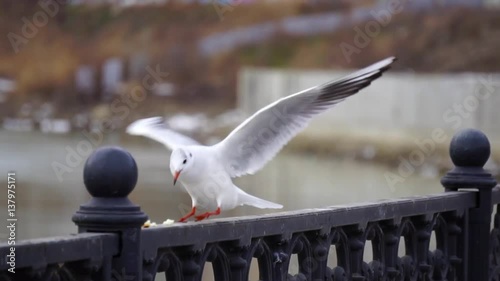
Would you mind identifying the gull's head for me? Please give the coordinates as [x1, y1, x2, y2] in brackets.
[170, 148, 193, 185]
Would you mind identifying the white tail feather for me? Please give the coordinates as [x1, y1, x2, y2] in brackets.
[237, 189, 283, 209]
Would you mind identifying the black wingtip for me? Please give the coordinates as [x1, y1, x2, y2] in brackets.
[316, 56, 397, 99]
[370, 56, 397, 76]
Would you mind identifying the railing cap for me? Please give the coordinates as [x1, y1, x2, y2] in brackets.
[84, 146, 138, 198]
[441, 128, 497, 191]
[449, 128, 490, 168]
[73, 146, 147, 231]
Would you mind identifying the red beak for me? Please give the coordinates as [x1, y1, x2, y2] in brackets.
[173, 170, 181, 185]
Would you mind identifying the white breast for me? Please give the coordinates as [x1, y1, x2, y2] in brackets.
[179, 146, 239, 211]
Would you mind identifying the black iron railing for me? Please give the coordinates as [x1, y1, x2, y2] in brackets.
[0, 233, 119, 280]
[1, 128, 499, 281]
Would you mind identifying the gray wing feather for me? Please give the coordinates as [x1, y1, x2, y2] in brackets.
[126, 117, 200, 150]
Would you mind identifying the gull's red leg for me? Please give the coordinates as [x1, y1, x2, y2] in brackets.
[179, 207, 196, 223]
[195, 207, 221, 222]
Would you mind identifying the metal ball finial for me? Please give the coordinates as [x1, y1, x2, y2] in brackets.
[449, 128, 490, 168]
[83, 146, 138, 198]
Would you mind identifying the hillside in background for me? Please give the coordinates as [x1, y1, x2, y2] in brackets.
[0, 1, 499, 120]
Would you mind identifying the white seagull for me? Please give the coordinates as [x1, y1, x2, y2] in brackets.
[126, 57, 396, 222]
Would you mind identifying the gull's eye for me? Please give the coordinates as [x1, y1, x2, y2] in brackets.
[183, 159, 187, 164]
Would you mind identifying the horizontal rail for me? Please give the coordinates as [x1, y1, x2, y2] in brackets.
[0, 233, 119, 270]
[142, 191, 476, 250]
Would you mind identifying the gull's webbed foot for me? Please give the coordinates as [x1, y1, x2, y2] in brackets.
[195, 207, 221, 222]
[179, 207, 196, 223]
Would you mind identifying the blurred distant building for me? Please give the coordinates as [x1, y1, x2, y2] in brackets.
[115, 0, 167, 6]
[68, 0, 251, 6]
[485, 0, 500, 6]
[68, 0, 500, 6]
[75, 65, 96, 96]
[0, 77, 16, 103]
[101, 58, 124, 98]
[69, 0, 167, 6]
[375, 0, 499, 8]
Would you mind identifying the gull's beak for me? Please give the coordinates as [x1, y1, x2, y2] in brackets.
[173, 170, 181, 186]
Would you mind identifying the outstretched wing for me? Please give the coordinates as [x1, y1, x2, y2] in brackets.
[214, 57, 396, 177]
[126, 117, 200, 150]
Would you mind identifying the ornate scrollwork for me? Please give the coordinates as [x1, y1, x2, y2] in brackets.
[180, 244, 232, 281]
[11, 260, 106, 281]
[250, 238, 274, 281]
[286, 233, 313, 280]
[2, 207, 475, 281]
[329, 227, 349, 273]
[18, 207, 466, 281]
[143, 249, 183, 281]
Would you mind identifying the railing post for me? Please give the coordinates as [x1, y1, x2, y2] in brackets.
[441, 129, 497, 281]
[72, 146, 148, 281]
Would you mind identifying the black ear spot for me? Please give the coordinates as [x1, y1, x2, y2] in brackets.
[183, 159, 187, 164]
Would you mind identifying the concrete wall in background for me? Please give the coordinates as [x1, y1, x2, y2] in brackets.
[237, 67, 500, 139]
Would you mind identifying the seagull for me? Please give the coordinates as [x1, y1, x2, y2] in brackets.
[126, 56, 396, 222]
